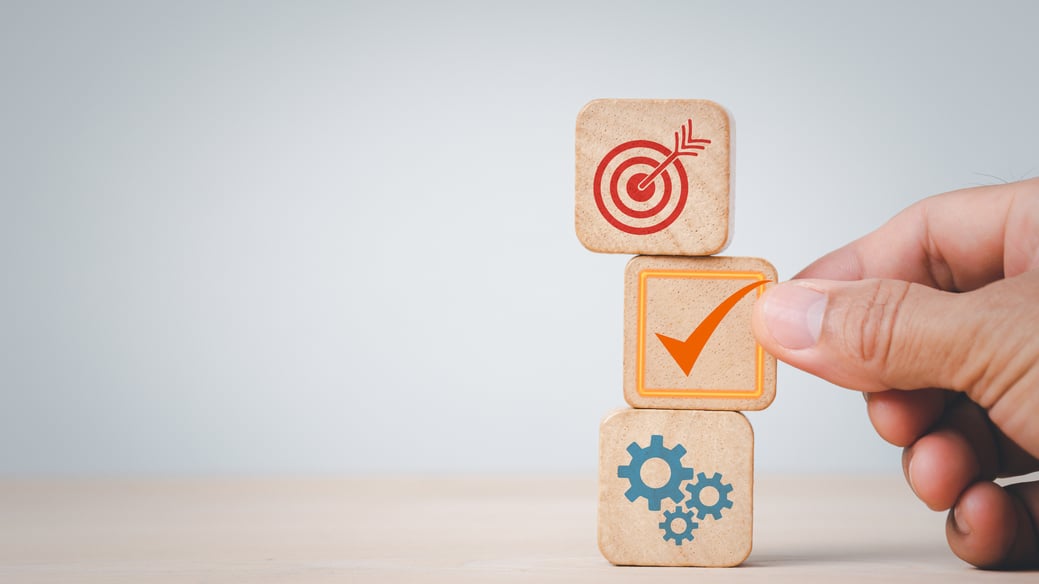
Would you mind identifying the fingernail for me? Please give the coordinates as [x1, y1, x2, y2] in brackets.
[862, 391, 870, 403]
[952, 503, 971, 536]
[761, 283, 826, 350]
[906, 454, 917, 496]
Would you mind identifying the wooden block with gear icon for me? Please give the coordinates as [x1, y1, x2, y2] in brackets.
[623, 255, 777, 411]
[598, 408, 753, 567]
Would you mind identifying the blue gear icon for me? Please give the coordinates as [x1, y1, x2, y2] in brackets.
[684, 471, 734, 520]
[659, 505, 698, 545]
[617, 435, 694, 511]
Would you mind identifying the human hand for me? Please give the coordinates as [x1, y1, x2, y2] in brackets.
[751, 178, 1039, 569]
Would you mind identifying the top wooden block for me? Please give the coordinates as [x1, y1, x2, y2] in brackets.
[575, 99, 731, 256]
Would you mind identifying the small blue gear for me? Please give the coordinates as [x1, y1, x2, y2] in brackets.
[617, 435, 694, 511]
[659, 505, 698, 545]
[684, 471, 734, 520]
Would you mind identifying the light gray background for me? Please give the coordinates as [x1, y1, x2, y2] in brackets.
[2, 1, 1036, 476]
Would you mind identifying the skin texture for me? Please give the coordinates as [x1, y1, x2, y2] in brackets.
[751, 177, 1039, 569]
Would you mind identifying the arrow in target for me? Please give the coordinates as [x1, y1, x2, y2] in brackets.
[636, 119, 711, 191]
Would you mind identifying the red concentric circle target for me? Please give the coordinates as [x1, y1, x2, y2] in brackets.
[593, 139, 688, 235]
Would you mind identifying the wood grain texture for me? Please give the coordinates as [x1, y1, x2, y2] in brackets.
[0, 475, 986, 583]
[623, 255, 778, 411]
[599, 408, 753, 566]
[575, 99, 731, 256]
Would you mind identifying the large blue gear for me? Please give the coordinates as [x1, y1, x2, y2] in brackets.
[658, 505, 698, 545]
[616, 434, 695, 511]
[684, 471, 734, 520]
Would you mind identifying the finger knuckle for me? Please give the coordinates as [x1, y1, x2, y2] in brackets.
[843, 279, 913, 382]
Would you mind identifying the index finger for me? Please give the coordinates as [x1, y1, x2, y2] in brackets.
[796, 178, 1039, 291]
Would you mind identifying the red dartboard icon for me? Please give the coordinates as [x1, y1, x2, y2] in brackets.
[593, 119, 711, 235]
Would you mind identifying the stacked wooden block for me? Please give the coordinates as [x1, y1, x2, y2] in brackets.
[575, 99, 777, 567]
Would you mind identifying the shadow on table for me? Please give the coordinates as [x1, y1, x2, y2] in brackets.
[745, 543, 957, 568]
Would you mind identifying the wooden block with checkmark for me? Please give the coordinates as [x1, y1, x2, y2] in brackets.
[623, 255, 777, 411]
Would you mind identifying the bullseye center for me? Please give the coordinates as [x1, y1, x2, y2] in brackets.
[626, 172, 655, 202]
[640, 458, 671, 489]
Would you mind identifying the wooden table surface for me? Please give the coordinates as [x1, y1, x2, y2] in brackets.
[1, 475, 1034, 582]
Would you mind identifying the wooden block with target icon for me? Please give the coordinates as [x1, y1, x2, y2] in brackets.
[575, 99, 731, 256]
[598, 408, 753, 567]
[624, 255, 777, 411]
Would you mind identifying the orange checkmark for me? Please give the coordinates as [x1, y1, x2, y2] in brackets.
[655, 280, 769, 376]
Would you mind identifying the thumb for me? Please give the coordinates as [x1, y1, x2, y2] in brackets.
[751, 278, 976, 393]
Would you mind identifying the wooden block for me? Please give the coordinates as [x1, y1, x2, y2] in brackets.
[598, 408, 753, 567]
[575, 99, 731, 256]
[623, 255, 777, 411]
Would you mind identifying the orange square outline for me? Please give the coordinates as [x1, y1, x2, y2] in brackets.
[637, 269, 767, 398]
